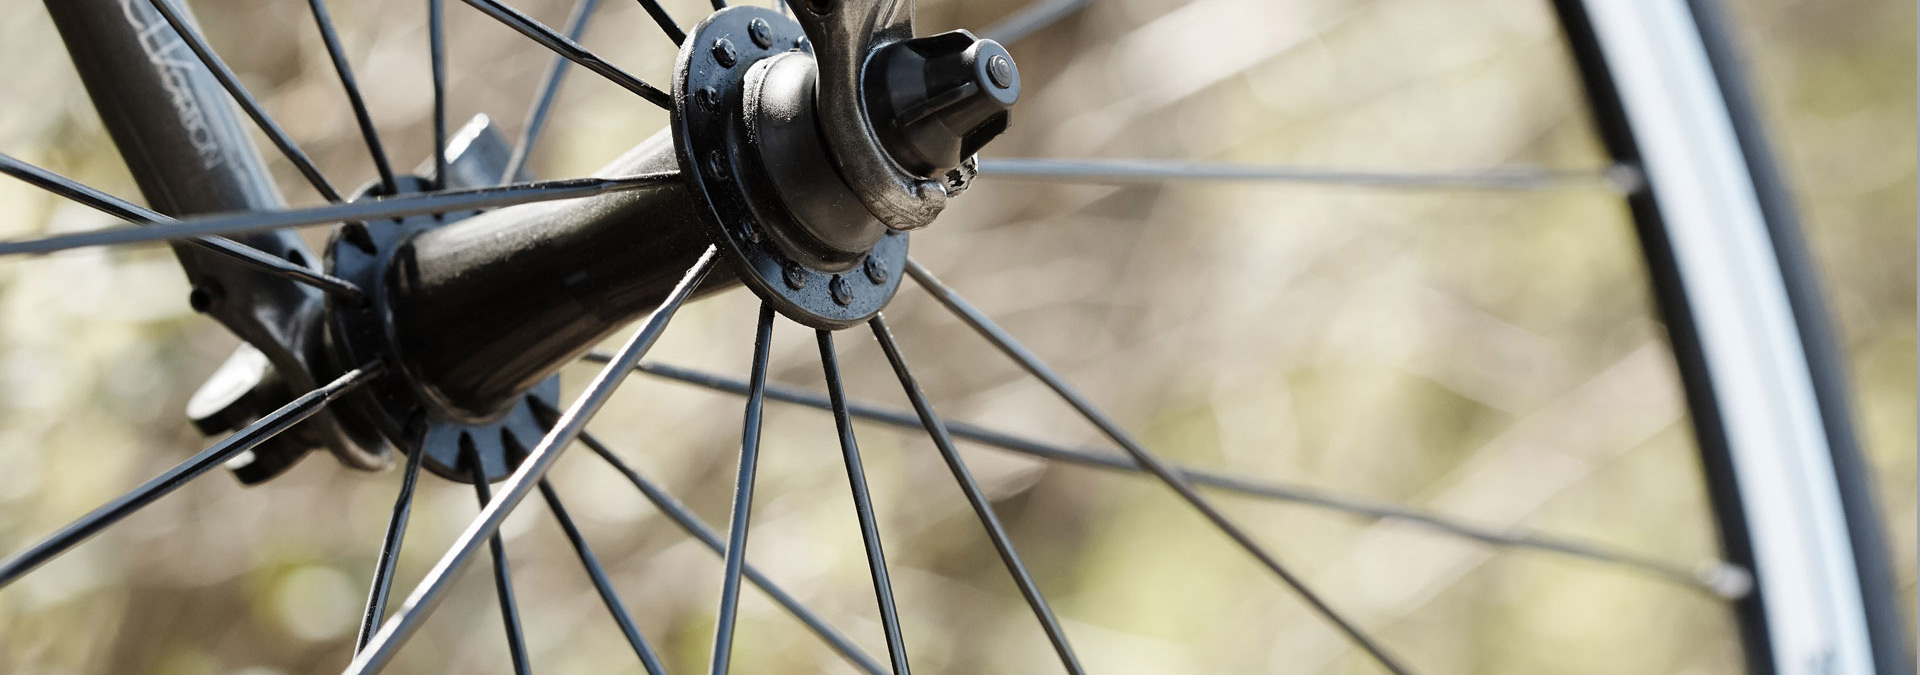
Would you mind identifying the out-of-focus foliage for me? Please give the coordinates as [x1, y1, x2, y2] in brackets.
[0, 0, 1908, 673]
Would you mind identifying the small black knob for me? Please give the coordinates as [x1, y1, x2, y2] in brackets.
[866, 30, 1020, 177]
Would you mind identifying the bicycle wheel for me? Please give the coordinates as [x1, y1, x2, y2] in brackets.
[0, 0, 1902, 673]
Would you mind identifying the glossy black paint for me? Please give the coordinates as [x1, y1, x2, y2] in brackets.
[326, 175, 565, 482]
[383, 133, 734, 420]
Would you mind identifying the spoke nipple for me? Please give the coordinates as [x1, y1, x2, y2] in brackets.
[782, 260, 808, 289]
[802, 0, 832, 15]
[708, 150, 731, 181]
[711, 38, 738, 68]
[740, 219, 763, 243]
[862, 255, 888, 284]
[829, 274, 853, 305]
[748, 18, 774, 49]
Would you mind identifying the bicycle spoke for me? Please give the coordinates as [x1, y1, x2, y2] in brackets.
[305, 0, 399, 194]
[0, 365, 381, 588]
[905, 259, 1413, 674]
[981, 0, 1094, 45]
[537, 479, 668, 674]
[459, 0, 672, 109]
[868, 315, 1085, 675]
[818, 330, 912, 674]
[148, 0, 342, 202]
[633, 0, 686, 46]
[467, 445, 532, 675]
[0, 153, 365, 301]
[977, 158, 1641, 192]
[429, 0, 450, 190]
[356, 442, 425, 653]
[710, 0, 726, 11]
[709, 303, 775, 675]
[345, 248, 716, 675]
[0, 173, 676, 258]
[588, 356, 1747, 597]
[579, 431, 890, 675]
[502, 0, 604, 183]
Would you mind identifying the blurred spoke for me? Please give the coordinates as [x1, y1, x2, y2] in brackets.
[537, 479, 669, 674]
[633, 0, 686, 46]
[502, 0, 605, 183]
[709, 304, 775, 675]
[467, 446, 532, 675]
[0, 365, 382, 588]
[978, 158, 1642, 192]
[869, 315, 1086, 675]
[346, 248, 717, 674]
[356, 444, 426, 653]
[0, 153, 365, 302]
[818, 330, 912, 674]
[0, 173, 676, 257]
[148, 0, 343, 201]
[459, 0, 673, 109]
[981, 0, 1094, 44]
[429, 0, 450, 189]
[306, 0, 399, 194]
[586, 355, 1746, 596]
[905, 259, 1413, 675]
[579, 431, 890, 675]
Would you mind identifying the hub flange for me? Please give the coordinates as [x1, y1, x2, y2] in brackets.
[324, 175, 558, 483]
[674, 6, 908, 330]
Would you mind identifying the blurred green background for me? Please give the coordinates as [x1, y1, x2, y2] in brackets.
[0, 0, 1910, 673]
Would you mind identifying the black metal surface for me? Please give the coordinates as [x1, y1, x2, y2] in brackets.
[676, 7, 908, 329]
[538, 479, 669, 674]
[356, 439, 425, 652]
[1680, 1, 1909, 670]
[867, 315, 1086, 675]
[324, 175, 563, 482]
[710, 304, 775, 675]
[817, 331, 912, 674]
[306, 0, 398, 194]
[468, 446, 533, 675]
[866, 30, 1017, 176]
[0, 366, 380, 589]
[602, 355, 1750, 596]
[383, 134, 727, 418]
[347, 248, 717, 675]
[780, 0, 947, 230]
[906, 261, 1413, 674]
[579, 431, 890, 675]
[744, 52, 889, 267]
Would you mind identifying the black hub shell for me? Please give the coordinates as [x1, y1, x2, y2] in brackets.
[324, 176, 558, 483]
